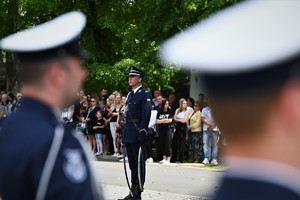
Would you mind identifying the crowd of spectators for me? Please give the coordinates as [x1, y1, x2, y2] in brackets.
[143, 90, 222, 165]
[70, 89, 222, 165]
[0, 88, 222, 165]
[0, 91, 22, 124]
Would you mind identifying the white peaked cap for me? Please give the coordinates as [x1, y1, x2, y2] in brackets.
[0, 11, 86, 52]
[160, 0, 300, 74]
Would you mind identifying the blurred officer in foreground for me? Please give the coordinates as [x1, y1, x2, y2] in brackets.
[119, 67, 152, 200]
[0, 12, 104, 200]
[161, 1, 300, 199]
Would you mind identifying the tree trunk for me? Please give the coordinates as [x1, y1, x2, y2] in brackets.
[5, 0, 18, 92]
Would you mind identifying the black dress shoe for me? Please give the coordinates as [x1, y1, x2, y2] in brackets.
[117, 193, 142, 200]
[134, 185, 142, 200]
[118, 194, 133, 200]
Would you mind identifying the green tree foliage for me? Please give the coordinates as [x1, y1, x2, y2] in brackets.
[83, 0, 238, 96]
[0, 0, 238, 96]
[0, 0, 19, 91]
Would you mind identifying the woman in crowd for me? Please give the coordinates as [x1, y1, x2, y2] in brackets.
[83, 97, 100, 152]
[116, 95, 127, 156]
[11, 93, 22, 113]
[80, 95, 89, 117]
[99, 101, 111, 155]
[146, 101, 158, 163]
[107, 94, 115, 108]
[187, 100, 202, 163]
[157, 99, 173, 164]
[104, 96, 114, 155]
[172, 98, 190, 163]
[0, 94, 12, 124]
[110, 93, 122, 156]
[121, 95, 126, 106]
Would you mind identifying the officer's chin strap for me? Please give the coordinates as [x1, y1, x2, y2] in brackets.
[35, 125, 64, 200]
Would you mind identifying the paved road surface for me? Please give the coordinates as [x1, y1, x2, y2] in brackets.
[93, 161, 224, 200]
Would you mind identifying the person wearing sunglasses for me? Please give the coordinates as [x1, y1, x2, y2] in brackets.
[83, 98, 101, 153]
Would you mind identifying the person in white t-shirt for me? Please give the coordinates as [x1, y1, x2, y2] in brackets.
[146, 102, 158, 163]
[173, 98, 190, 163]
[201, 98, 219, 165]
[61, 105, 75, 130]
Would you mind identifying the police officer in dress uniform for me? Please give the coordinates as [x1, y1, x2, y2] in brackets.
[119, 67, 152, 200]
[0, 12, 104, 200]
[161, 1, 300, 200]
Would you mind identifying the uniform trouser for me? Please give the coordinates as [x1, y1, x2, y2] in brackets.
[125, 142, 146, 186]
[146, 133, 154, 159]
[110, 122, 118, 153]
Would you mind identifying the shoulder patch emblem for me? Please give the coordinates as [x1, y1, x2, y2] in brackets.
[63, 149, 87, 183]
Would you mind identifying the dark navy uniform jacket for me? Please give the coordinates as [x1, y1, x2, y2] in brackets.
[0, 97, 102, 200]
[122, 87, 152, 143]
[215, 177, 300, 200]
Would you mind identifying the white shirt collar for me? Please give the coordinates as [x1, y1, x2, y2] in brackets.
[133, 85, 142, 94]
[224, 156, 300, 195]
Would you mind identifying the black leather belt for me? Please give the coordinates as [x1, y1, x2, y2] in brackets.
[126, 119, 139, 123]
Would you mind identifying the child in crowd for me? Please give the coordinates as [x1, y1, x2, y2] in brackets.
[74, 115, 86, 141]
[93, 111, 105, 156]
